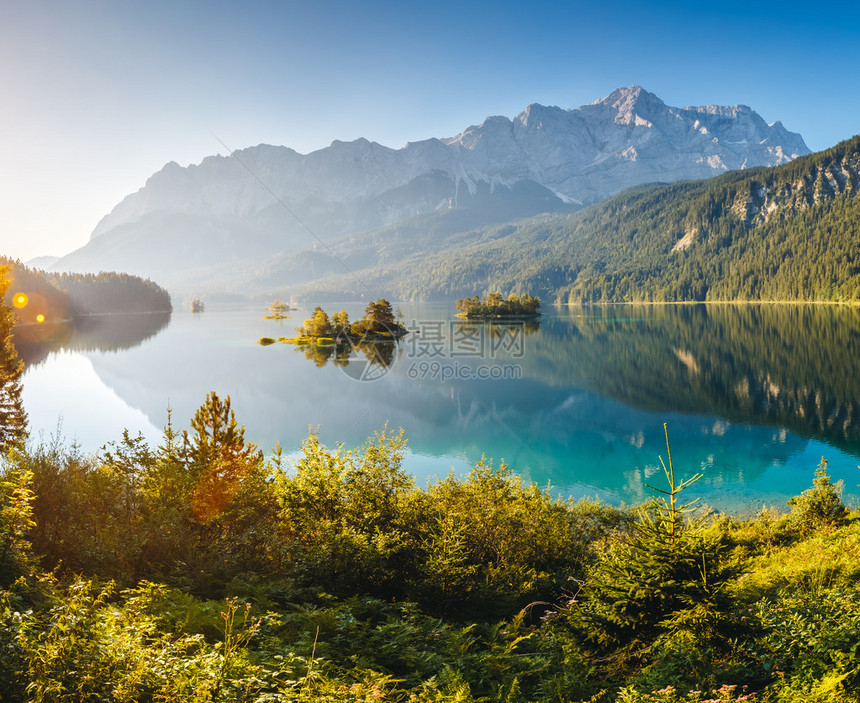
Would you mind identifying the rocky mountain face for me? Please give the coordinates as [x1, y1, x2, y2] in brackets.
[732, 147, 860, 226]
[344, 135, 860, 305]
[54, 86, 809, 294]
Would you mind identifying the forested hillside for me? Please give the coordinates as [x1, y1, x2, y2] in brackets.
[524, 305, 860, 451]
[289, 136, 860, 303]
[552, 134, 860, 302]
[0, 258, 172, 323]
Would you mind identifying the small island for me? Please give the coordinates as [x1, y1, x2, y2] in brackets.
[300, 298, 407, 342]
[456, 292, 541, 319]
[262, 299, 293, 320]
[260, 298, 408, 347]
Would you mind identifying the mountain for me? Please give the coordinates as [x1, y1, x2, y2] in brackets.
[25, 256, 60, 270]
[315, 135, 859, 303]
[53, 86, 809, 295]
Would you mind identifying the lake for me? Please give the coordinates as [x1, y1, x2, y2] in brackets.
[18, 303, 860, 514]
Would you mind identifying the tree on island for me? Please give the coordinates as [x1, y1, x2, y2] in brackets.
[352, 298, 401, 336]
[267, 300, 291, 315]
[298, 299, 406, 340]
[263, 300, 292, 319]
[299, 306, 334, 337]
[331, 310, 351, 337]
[456, 292, 541, 318]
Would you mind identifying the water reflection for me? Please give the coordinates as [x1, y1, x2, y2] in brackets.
[18, 304, 860, 510]
[453, 318, 542, 337]
[528, 305, 860, 451]
[14, 312, 171, 368]
[296, 338, 399, 370]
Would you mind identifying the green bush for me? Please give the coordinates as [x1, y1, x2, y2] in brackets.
[755, 586, 860, 700]
[0, 459, 36, 588]
[786, 458, 848, 534]
[11, 403, 860, 701]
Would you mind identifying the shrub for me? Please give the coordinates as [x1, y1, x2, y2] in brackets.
[755, 586, 860, 698]
[561, 426, 736, 684]
[787, 459, 848, 534]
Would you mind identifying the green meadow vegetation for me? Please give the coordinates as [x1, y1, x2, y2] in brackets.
[1, 389, 859, 702]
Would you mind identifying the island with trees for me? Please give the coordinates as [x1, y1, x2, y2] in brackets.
[259, 299, 407, 369]
[295, 298, 407, 343]
[262, 299, 293, 320]
[456, 292, 541, 319]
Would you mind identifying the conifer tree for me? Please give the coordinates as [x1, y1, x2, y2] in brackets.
[184, 391, 264, 522]
[0, 265, 26, 446]
[363, 299, 396, 333]
[331, 310, 350, 336]
[566, 425, 732, 677]
[301, 306, 333, 337]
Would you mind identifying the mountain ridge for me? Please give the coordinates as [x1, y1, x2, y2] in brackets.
[297, 134, 859, 303]
[54, 86, 809, 293]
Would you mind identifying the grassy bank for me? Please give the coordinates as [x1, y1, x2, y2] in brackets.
[1, 395, 858, 701]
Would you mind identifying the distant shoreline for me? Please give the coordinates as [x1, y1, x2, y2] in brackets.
[560, 299, 860, 307]
[455, 312, 541, 320]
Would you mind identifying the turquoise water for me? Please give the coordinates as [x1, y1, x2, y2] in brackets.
[20, 303, 860, 514]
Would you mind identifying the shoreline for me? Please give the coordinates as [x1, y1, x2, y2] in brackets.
[559, 299, 860, 307]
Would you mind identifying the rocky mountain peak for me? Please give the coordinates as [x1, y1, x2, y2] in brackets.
[589, 85, 666, 122]
[57, 87, 812, 292]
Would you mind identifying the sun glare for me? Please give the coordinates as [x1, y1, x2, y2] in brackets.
[13, 293, 28, 308]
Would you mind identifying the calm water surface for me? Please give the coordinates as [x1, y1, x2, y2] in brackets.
[19, 303, 860, 513]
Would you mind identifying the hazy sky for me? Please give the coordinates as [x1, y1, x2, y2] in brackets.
[2, 0, 858, 262]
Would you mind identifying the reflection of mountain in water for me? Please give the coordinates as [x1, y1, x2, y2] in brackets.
[14, 312, 172, 368]
[64, 307, 848, 510]
[525, 305, 860, 453]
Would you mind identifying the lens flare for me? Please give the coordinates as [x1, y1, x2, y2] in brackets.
[36, 314, 45, 323]
[13, 293, 28, 308]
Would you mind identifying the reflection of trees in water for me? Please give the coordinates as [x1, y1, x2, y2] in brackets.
[453, 318, 541, 338]
[358, 341, 397, 368]
[14, 312, 172, 368]
[529, 304, 860, 452]
[298, 340, 398, 369]
[12, 321, 73, 368]
[296, 319, 537, 371]
[300, 342, 351, 368]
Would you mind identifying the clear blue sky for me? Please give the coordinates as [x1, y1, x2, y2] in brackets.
[2, 0, 858, 261]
